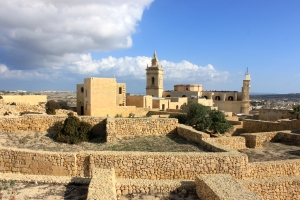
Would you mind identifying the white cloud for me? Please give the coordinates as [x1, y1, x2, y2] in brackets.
[0, 0, 153, 69]
[0, 55, 230, 85]
[67, 54, 230, 83]
[0, 64, 50, 80]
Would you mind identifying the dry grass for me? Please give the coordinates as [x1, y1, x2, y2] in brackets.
[0, 132, 209, 153]
[238, 141, 300, 162]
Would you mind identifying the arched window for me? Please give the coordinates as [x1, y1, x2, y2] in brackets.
[215, 96, 220, 101]
[152, 77, 155, 85]
[228, 96, 233, 101]
[203, 96, 208, 99]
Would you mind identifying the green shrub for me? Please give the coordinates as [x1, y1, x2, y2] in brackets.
[115, 114, 122, 118]
[46, 107, 56, 115]
[169, 114, 187, 124]
[56, 116, 92, 144]
[208, 110, 233, 134]
[186, 103, 211, 132]
[128, 113, 135, 118]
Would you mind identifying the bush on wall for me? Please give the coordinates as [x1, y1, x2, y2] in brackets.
[56, 116, 92, 144]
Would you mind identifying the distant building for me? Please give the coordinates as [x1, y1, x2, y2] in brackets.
[145, 52, 251, 114]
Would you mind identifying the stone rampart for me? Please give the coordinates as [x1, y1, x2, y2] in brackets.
[241, 131, 300, 148]
[0, 146, 248, 180]
[195, 174, 262, 200]
[209, 137, 246, 150]
[244, 159, 300, 179]
[87, 168, 117, 200]
[0, 115, 106, 136]
[0, 147, 76, 176]
[241, 131, 278, 148]
[0, 95, 47, 105]
[77, 151, 248, 180]
[0, 104, 45, 116]
[115, 178, 195, 196]
[106, 118, 177, 141]
[243, 119, 300, 133]
[177, 124, 246, 150]
[241, 176, 300, 200]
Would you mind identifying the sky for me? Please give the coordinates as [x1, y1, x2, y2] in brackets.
[0, 0, 299, 94]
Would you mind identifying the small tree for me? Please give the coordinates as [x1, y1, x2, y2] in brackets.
[186, 103, 211, 132]
[169, 114, 188, 124]
[208, 110, 233, 134]
[291, 105, 300, 119]
[46, 100, 57, 115]
[56, 116, 92, 144]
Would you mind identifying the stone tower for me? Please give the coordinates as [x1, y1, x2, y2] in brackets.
[146, 51, 164, 97]
[241, 69, 251, 114]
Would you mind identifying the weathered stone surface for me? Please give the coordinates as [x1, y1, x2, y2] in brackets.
[195, 174, 262, 200]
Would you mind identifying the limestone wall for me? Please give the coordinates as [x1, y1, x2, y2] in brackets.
[259, 109, 293, 121]
[244, 159, 300, 179]
[241, 131, 300, 148]
[241, 131, 278, 148]
[0, 147, 76, 176]
[115, 178, 195, 196]
[0, 115, 106, 135]
[0, 104, 45, 116]
[243, 119, 300, 133]
[79, 151, 248, 180]
[195, 174, 262, 200]
[177, 124, 246, 150]
[209, 137, 247, 150]
[106, 118, 177, 141]
[0, 147, 248, 180]
[242, 176, 300, 200]
[0, 95, 47, 105]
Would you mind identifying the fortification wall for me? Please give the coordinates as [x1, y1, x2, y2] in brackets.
[242, 176, 300, 200]
[106, 118, 177, 141]
[243, 119, 300, 133]
[0, 104, 45, 116]
[77, 151, 248, 180]
[0, 146, 248, 180]
[259, 109, 293, 121]
[241, 131, 300, 148]
[0, 115, 106, 134]
[177, 124, 246, 150]
[244, 159, 300, 179]
[0, 147, 76, 176]
[0, 95, 47, 105]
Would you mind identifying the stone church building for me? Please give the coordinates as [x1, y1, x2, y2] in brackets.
[77, 52, 251, 116]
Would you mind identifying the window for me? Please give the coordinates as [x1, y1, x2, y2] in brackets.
[81, 87, 84, 93]
[119, 87, 122, 94]
[182, 95, 187, 97]
[228, 96, 233, 101]
[166, 95, 171, 97]
[204, 96, 208, 99]
[152, 77, 155, 85]
[186, 86, 189, 91]
[215, 96, 221, 101]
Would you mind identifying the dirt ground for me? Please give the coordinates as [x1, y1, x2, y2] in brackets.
[119, 192, 200, 200]
[0, 181, 199, 200]
[0, 132, 209, 153]
[0, 182, 88, 200]
[238, 141, 300, 162]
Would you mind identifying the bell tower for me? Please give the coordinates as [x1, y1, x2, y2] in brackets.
[146, 51, 164, 97]
[241, 68, 251, 114]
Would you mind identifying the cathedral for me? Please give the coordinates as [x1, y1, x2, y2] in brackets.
[145, 52, 251, 114]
